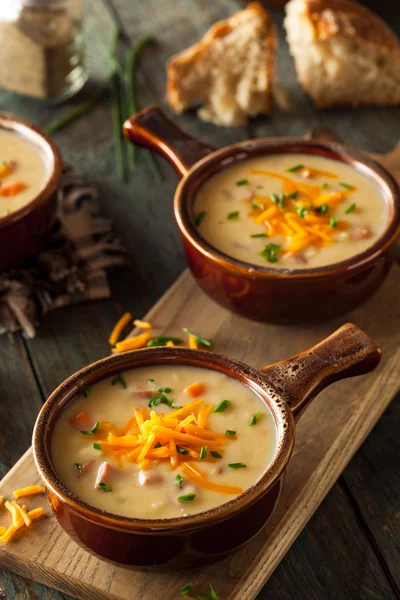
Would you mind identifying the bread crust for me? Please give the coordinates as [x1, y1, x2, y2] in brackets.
[285, 0, 400, 108]
[167, 2, 277, 122]
[301, 0, 400, 54]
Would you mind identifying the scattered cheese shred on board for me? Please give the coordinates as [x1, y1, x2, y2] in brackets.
[133, 319, 152, 330]
[13, 485, 43, 499]
[109, 312, 132, 346]
[0, 506, 45, 544]
[113, 332, 152, 353]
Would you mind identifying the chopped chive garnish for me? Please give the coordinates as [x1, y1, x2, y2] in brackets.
[193, 584, 219, 600]
[251, 203, 259, 210]
[315, 204, 328, 214]
[286, 164, 304, 173]
[93, 442, 102, 450]
[288, 191, 299, 199]
[213, 400, 231, 413]
[183, 328, 212, 347]
[330, 217, 338, 228]
[179, 582, 193, 596]
[82, 387, 91, 398]
[111, 374, 126, 389]
[159, 387, 172, 393]
[321, 183, 329, 189]
[225, 430, 236, 436]
[176, 445, 189, 455]
[175, 473, 183, 486]
[260, 243, 281, 263]
[147, 378, 154, 382]
[296, 205, 308, 219]
[210, 451, 223, 459]
[74, 463, 83, 471]
[278, 192, 285, 210]
[250, 233, 268, 238]
[228, 463, 247, 469]
[209, 584, 219, 600]
[249, 411, 261, 426]
[177, 493, 196, 503]
[99, 482, 112, 492]
[345, 203, 357, 214]
[154, 441, 162, 448]
[149, 393, 173, 408]
[235, 179, 248, 186]
[227, 210, 240, 221]
[77, 422, 100, 435]
[340, 182, 354, 189]
[269, 193, 279, 203]
[195, 211, 207, 226]
[199, 446, 207, 459]
[147, 336, 182, 347]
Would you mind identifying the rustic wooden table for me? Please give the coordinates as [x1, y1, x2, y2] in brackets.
[0, 1, 399, 599]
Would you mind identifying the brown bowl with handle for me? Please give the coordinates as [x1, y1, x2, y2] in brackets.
[123, 107, 400, 323]
[33, 323, 381, 569]
[0, 113, 62, 271]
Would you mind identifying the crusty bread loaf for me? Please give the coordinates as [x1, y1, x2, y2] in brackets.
[284, 0, 400, 107]
[167, 2, 277, 127]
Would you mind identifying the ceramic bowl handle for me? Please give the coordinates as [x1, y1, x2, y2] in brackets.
[123, 105, 215, 177]
[261, 323, 381, 422]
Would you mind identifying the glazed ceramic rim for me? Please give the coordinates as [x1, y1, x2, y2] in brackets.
[0, 113, 62, 230]
[33, 347, 295, 534]
[175, 137, 400, 279]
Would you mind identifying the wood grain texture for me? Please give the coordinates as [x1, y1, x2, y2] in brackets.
[0, 251, 399, 600]
[0, 0, 398, 598]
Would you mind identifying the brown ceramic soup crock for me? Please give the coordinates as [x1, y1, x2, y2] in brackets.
[123, 107, 400, 323]
[33, 323, 381, 569]
[0, 113, 62, 271]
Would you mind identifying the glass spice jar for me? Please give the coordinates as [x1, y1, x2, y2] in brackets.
[0, 0, 87, 102]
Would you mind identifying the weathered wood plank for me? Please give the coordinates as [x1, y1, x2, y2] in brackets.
[341, 394, 400, 595]
[259, 480, 398, 600]
[0, 334, 75, 599]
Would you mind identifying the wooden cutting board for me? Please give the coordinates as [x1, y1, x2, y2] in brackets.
[0, 145, 399, 600]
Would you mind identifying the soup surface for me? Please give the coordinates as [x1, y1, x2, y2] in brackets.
[51, 365, 276, 519]
[0, 129, 47, 216]
[194, 154, 388, 269]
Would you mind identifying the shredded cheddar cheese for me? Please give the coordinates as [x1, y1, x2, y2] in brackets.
[248, 168, 355, 258]
[91, 398, 241, 493]
[13, 485, 43, 499]
[113, 332, 152, 353]
[188, 335, 198, 349]
[0, 486, 45, 544]
[133, 319, 152, 330]
[0, 506, 45, 544]
[109, 312, 132, 346]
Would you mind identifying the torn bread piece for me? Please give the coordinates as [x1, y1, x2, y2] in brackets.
[284, 0, 400, 108]
[167, 2, 277, 126]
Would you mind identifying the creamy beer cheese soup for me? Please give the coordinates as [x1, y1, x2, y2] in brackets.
[0, 129, 47, 216]
[194, 154, 388, 269]
[51, 365, 276, 519]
